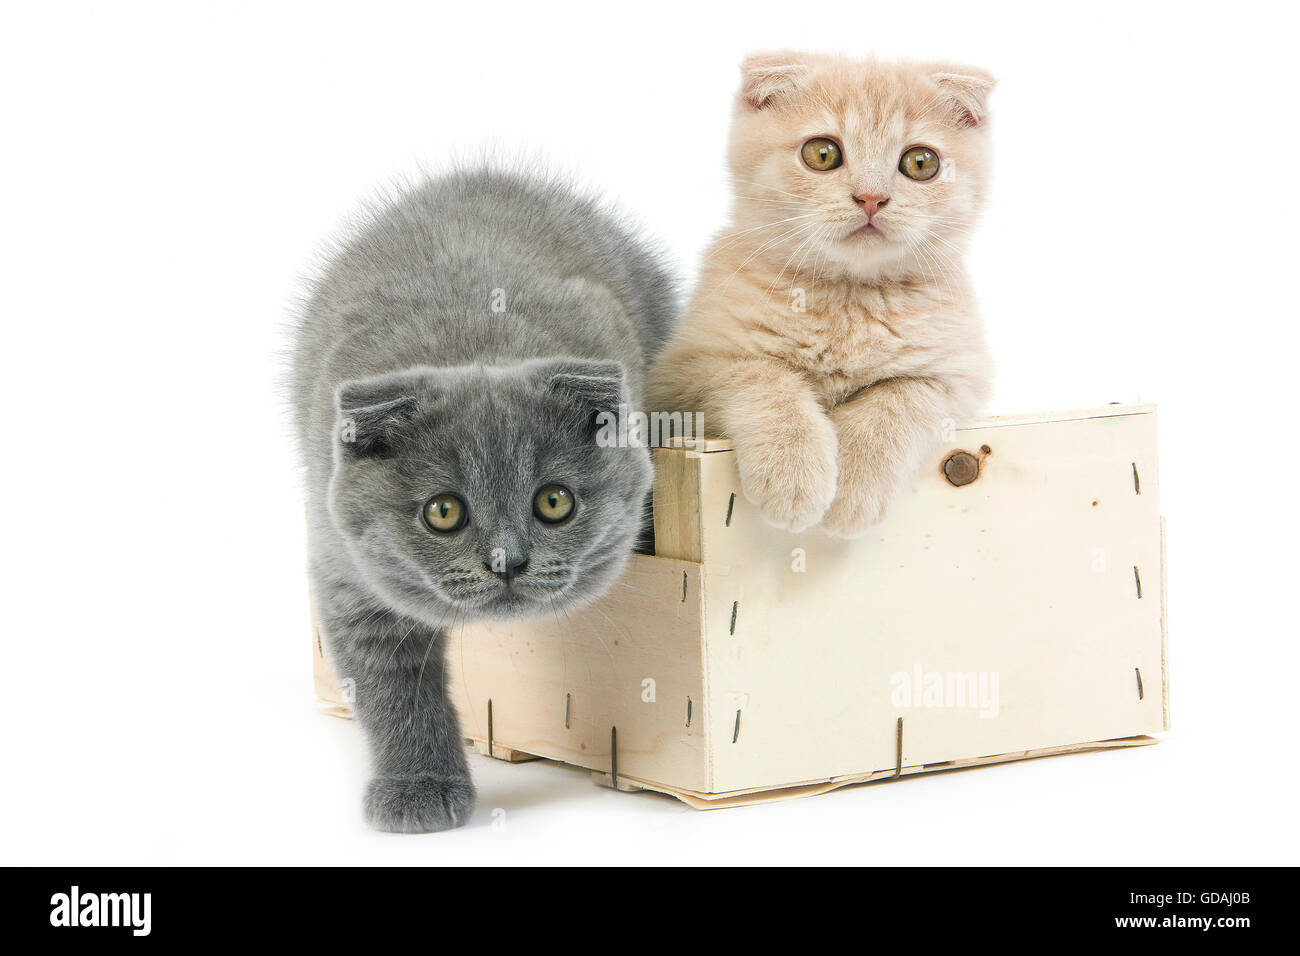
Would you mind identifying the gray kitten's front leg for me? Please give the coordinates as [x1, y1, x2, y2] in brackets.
[327, 610, 475, 833]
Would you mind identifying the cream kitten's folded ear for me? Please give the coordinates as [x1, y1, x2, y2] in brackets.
[927, 64, 997, 127]
[739, 51, 812, 109]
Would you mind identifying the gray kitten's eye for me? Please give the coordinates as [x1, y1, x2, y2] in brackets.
[801, 137, 843, 171]
[422, 493, 467, 533]
[533, 484, 575, 524]
[899, 145, 940, 181]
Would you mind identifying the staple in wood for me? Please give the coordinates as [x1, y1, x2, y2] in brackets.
[894, 717, 903, 777]
[610, 726, 618, 789]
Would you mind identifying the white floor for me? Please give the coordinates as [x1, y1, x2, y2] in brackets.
[12, 657, 1281, 866]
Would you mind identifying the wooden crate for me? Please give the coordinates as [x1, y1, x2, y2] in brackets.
[313, 403, 1167, 808]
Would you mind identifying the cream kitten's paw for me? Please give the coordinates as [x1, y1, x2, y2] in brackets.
[734, 416, 838, 533]
[821, 476, 891, 538]
[821, 438, 909, 537]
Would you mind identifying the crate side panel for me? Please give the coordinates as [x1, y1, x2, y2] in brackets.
[698, 410, 1164, 793]
[449, 554, 710, 793]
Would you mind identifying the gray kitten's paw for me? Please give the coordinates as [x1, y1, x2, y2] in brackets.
[364, 773, 476, 833]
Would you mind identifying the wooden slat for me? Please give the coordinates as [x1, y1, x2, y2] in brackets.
[651, 448, 704, 562]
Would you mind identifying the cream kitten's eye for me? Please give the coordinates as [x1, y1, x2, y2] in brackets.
[422, 493, 468, 533]
[533, 484, 575, 524]
[801, 137, 843, 171]
[899, 146, 940, 181]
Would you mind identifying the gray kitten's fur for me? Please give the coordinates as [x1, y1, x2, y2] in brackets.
[290, 169, 675, 832]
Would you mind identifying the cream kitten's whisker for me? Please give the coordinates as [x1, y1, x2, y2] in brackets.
[903, 200, 966, 210]
[767, 222, 829, 300]
[730, 178, 808, 201]
[722, 212, 820, 235]
[771, 221, 826, 287]
[912, 221, 974, 251]
[719, 219, 825, 292]
[901, 231, 945, 293]
[792, 225, 833, 297]
[808, 219, 835, 307]
[919, 230, 971, 262]
[727, 219, 825, 284]
[794, 224, 831, 281]
[708, 214, 822, 258]
[907, 233, 962, 300]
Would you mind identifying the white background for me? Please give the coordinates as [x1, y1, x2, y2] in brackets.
[2, 0, 1297, 865]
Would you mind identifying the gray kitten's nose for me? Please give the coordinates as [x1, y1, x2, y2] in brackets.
[485, 556, 529, 582]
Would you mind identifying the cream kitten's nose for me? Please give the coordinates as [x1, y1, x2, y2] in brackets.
[854, 193, 889, 217]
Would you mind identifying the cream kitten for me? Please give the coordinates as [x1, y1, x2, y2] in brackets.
[647, 52, 995, 537]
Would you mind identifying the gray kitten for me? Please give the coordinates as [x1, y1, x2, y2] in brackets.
[290, 169, 676, 832]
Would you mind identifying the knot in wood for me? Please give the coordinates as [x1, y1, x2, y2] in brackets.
[943, 451, 980, 487]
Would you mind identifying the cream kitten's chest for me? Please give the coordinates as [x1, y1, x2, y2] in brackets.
[745, 282, 958, 405]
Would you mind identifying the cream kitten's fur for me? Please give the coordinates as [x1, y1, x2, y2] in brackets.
[647, 52, 995, 537]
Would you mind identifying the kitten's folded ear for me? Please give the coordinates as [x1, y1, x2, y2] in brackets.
[739, 51, 812, 110]
[928, 64, 997, 128]
[335, 369, 426, 459]
[539, 358, 629, 423]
